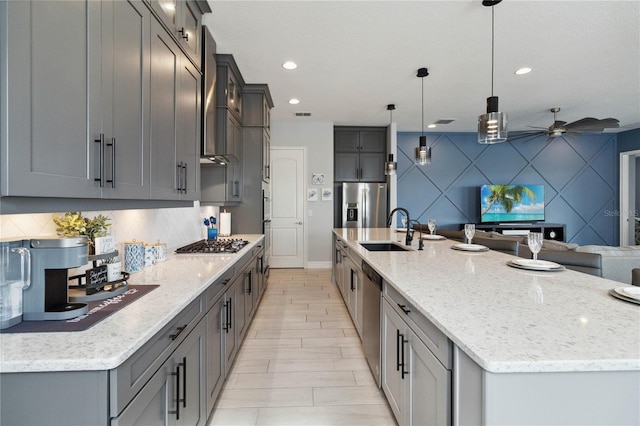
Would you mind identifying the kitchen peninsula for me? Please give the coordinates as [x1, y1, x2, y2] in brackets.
[0, 235, 265, 425]
[334, 228, 639, 425]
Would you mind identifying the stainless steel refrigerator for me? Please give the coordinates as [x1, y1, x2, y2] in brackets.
[342, 182, 388, 228]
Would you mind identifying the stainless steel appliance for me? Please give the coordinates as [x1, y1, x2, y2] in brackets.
[22, 237, 89, 321]
[175, 239, 249, 254]
[0, 239, 31, 329]
[200, 25, 224, 163]
[362, 260, 382, 386]
[342, 182, 388, 228]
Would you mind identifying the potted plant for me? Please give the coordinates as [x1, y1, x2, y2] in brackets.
[53, 212, 112, 254]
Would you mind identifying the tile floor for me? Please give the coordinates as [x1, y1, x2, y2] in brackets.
[208, 268, 397, 426]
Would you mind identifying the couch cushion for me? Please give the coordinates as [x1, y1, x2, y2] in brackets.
[542, 240, 579, 251]
[575, 245, 640, 256]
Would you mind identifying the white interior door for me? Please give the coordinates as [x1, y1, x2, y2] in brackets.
[270, 148, 305, 267]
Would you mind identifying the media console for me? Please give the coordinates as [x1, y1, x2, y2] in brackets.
[466, 223, 566, 242]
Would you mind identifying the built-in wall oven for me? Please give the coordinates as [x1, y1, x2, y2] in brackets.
[262, 184, 271, 277]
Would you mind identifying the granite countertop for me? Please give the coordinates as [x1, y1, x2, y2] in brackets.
[335, 228, 640, 374]
[0, 235, 264, 374]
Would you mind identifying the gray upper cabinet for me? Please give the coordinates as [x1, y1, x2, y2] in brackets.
[148, 0, 209, 67]
[200, 54, 245, 205]
[149, 20, 201, 201]
[1, 0, 203, 203]
[1, 0, 102, 198]
[97, 0, 151, 200]
[334, 127, 387, 182]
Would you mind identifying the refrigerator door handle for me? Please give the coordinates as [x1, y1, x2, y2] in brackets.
[362, 188, 367, 228]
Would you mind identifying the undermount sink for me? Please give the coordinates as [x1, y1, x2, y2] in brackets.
[360, 242, 410, 252]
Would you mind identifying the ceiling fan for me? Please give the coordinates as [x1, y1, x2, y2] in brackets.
[508, 107, 619, 142]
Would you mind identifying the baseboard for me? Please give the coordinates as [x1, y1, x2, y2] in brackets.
[305, 261, 332, 269]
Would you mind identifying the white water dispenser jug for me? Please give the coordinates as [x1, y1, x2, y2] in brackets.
[0, 239, 31, 330]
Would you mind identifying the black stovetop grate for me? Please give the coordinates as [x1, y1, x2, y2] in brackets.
[175, 239, 249, 254]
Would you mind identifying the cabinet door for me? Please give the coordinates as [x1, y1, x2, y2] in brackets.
[112, 362, 170, 425]
[262, 130, 271, 182]
[179, 0, 201, 64]
[206, 301, 224, 414]
[176, 54, 201, 200]
[359, 153, 386, 182]
[359, 130, 386, 153]
[244, 266, 256, 325]
[226, 116, 243, 202]
[101, 0, 150, 199]
[381, 299, 407, 424]
[149, 21, 179, 199]
[346, 260, 363, 336]
[169, 320, 205, 426]
[223, 278, 240, 373]
[2, 0, 101, 198]
[407, 331, 451, 426]
[335, 153, 359, 182]
[334, 129, 360, 152]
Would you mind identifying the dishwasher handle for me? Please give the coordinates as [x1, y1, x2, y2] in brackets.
[361, 261, 382, 290]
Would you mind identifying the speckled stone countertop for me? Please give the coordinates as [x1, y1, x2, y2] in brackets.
[335, 228, 640, 374]
[0, 235, 264, 374]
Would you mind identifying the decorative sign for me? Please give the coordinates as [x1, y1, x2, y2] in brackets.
[94, 236, 116, 255]
[86, 265, 109, 295]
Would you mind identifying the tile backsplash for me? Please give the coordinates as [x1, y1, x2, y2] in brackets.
[0, 202, 219, 250]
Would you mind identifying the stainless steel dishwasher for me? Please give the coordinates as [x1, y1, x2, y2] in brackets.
[361, 260, 382, 386]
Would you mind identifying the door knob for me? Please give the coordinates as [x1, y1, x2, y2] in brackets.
[296, 221, 303, 225]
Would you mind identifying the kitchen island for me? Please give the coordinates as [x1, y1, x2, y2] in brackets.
[334, 228, 640, 425]
[0, 235, 265, 425]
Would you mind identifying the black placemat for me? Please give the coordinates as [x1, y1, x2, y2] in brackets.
[1, 285, 159, 333]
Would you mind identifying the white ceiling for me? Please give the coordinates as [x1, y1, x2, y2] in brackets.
[204, 1, 640, 134]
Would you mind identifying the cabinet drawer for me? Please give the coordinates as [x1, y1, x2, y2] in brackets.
[383, 283, 452, 369]
[109, 295, 204, 417]
[206, 267, 235, 310]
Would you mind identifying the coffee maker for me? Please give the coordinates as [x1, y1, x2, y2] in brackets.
[22, 237, 89, 321]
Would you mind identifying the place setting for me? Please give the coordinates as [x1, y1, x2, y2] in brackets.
[421, 219, 446, 241]
[451, 224, 489, 252]
[608, 286, 640, 305]
[506, 232, 566, 272]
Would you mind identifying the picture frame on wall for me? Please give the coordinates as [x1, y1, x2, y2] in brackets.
[312, 173, 325, 185]
[322, 188, 333, 201]
[307, 188, 318, 201]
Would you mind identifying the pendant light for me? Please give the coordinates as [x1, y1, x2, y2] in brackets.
[415, 68, 431, 165]
[385, 104, 397, 175]
[478, 0, 508, 144]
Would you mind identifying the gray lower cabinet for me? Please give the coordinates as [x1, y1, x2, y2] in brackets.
[382, 291, 452, 426]
[113, 319, 206, 425]
[345, 255, 363, 338]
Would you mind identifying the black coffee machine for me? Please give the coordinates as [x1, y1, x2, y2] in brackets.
[22, 237, 89, 321]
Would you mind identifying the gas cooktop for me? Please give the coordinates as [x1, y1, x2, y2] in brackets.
[175, 239, 249, 254]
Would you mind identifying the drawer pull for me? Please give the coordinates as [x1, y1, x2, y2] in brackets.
[169, 324, 187, 341]
[398, 304, 411, 315]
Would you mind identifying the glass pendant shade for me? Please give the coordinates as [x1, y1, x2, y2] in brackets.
[478, 96, 508, 144]
[385, 154, 397, 175]
[414, 136, 431, 165]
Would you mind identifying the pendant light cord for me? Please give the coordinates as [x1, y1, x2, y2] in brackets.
[421, 77, 425, 136]
[491, 5, 495, 97]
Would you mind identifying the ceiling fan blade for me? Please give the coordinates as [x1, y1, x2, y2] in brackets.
[564, 117, 620, 133]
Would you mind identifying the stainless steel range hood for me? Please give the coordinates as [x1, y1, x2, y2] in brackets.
[201, 25, 234, 165]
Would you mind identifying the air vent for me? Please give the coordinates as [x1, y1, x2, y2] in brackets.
[435, 119, 455, 124]
[294, 112, 312, 117]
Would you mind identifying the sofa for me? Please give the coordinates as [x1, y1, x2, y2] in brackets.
[426, 228, 640, 285]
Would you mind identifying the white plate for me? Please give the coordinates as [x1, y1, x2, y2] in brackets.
[615, 287, 640, 301]
[507, 260, 566, 272]
[451, 243, 489, 252]
[512, 258, 562, 270]
[421, 234, 446, 241]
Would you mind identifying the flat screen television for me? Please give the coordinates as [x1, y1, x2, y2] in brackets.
[480, 184, 545, 223]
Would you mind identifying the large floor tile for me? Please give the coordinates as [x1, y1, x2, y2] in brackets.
[255, 404, 397, 426]
[313, 386, 389, 406]
[267, 357, 370, 373]
[216, 387, 313, 408]
[255, 328, 346, 340]
[233, 371, 357, 389]
[208, 407, 259, 426]
[236, 346, 344, 361]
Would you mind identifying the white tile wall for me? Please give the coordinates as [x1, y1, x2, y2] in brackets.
[0, 202, 220, 250]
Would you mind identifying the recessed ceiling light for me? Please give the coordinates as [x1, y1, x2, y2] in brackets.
[282, 61, 297, 70]
[288, 98, 300, 105]
[515, 67, 532, 75]
[427, 124, 436, 129]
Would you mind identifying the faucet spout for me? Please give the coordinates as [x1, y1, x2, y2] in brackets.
[387, 207, 410, 227]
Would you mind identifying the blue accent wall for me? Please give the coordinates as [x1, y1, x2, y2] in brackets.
[397, 132, 619, 245]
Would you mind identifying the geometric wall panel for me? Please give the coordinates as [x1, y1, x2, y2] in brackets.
[397, 132, 618, 245]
